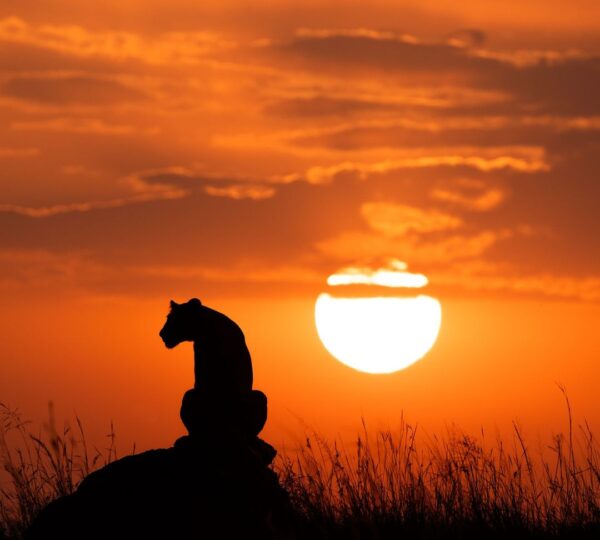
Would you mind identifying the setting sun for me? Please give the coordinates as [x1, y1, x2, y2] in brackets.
[315, 262, 442, 373]
[315, 294, 442, 374]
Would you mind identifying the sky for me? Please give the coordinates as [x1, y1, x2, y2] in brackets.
[0, 1, 599, 453]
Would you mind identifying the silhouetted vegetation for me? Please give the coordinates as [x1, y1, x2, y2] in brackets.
[278, 391, 600, 538]
[0, 403, 117, 539]
[2, 393, 600, 538]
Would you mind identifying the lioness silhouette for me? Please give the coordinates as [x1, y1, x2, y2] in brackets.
[160, 298, 267, 438]
[26, 298, 285, 540]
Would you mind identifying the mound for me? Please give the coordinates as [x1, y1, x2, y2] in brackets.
[27, 435, 290, 539]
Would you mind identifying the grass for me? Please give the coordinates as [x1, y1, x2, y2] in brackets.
[278, 425, 600, 538]
[0, 403, 117, 539]
[277, 390, 600, 538]
[1, 391, 600, 538]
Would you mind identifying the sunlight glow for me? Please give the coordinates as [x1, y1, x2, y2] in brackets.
[315, 294, 442, 374]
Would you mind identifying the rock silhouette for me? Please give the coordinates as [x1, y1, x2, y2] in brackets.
[27, 299, 290, 539]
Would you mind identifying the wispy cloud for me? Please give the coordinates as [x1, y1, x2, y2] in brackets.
[1, 74, 147, 104]
[204, 184, 276, 200]
[0, 165, 282, 217]
[263, 87, 510, 118]
[0, 174, 187, 218]
[432, 263, 600, 302]
[361, 202, 463, 237]
[0, 17, 234, 65]
[280, 152, 549, 185]
[317, 230, 505, 265]
[327, 259, 429, 288]
[266, 30, 600, 115]
[430, 179, 507, 212]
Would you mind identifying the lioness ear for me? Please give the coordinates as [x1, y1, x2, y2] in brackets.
[189, 298, 202, 307]
[170, 300, 179, 309]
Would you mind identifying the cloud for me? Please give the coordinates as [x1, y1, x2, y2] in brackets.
[444, 29, 486, 48]
[316, 195, 518, 268]
[316, 230, 505, 265]
[10, 118, 154, 135]
[0, 244, 330, 299]
[525, 116, 600, 131]
[286, 116, 582, 151]
[294, 28, 417, 42]
[263, 86, 511, 119]
[430, 179, 507, 212]
[204, 184, 276, 200]
[0, 17, 233, 66]
[0, 174, 188, 218]
[272, 31, 496, 74]
[327, 259, 429, 288]
[137, 168, 279, 200]
[431, 262, 600, 302]
[0, 166, 282, 218]
[0, 154, 596, 301]
[268, 30, 600, 114]
[263, 96, 396, 118]
[281, 152, 549, 185]
[0, 17, 597, 303]
[361, 202, 463, 237]
[323, 253, 600, 303]
[2, 74, 147, 105]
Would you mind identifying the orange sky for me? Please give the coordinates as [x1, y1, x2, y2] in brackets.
[0, 1, 599, 453]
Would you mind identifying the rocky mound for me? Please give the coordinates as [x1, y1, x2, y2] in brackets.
[27, 435, 291, 539]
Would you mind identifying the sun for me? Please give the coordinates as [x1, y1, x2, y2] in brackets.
[314, 261, 442, 374]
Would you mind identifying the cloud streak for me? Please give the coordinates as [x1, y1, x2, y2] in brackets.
[430, 179, 507, 212]
[282, 153, 549, 185]
[266, 30, 600, 114]
[1, 74, 147, 105]
[0, 17, 234, 65]
[0, 174, 188, 217]
[361, 203, 463, 237]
